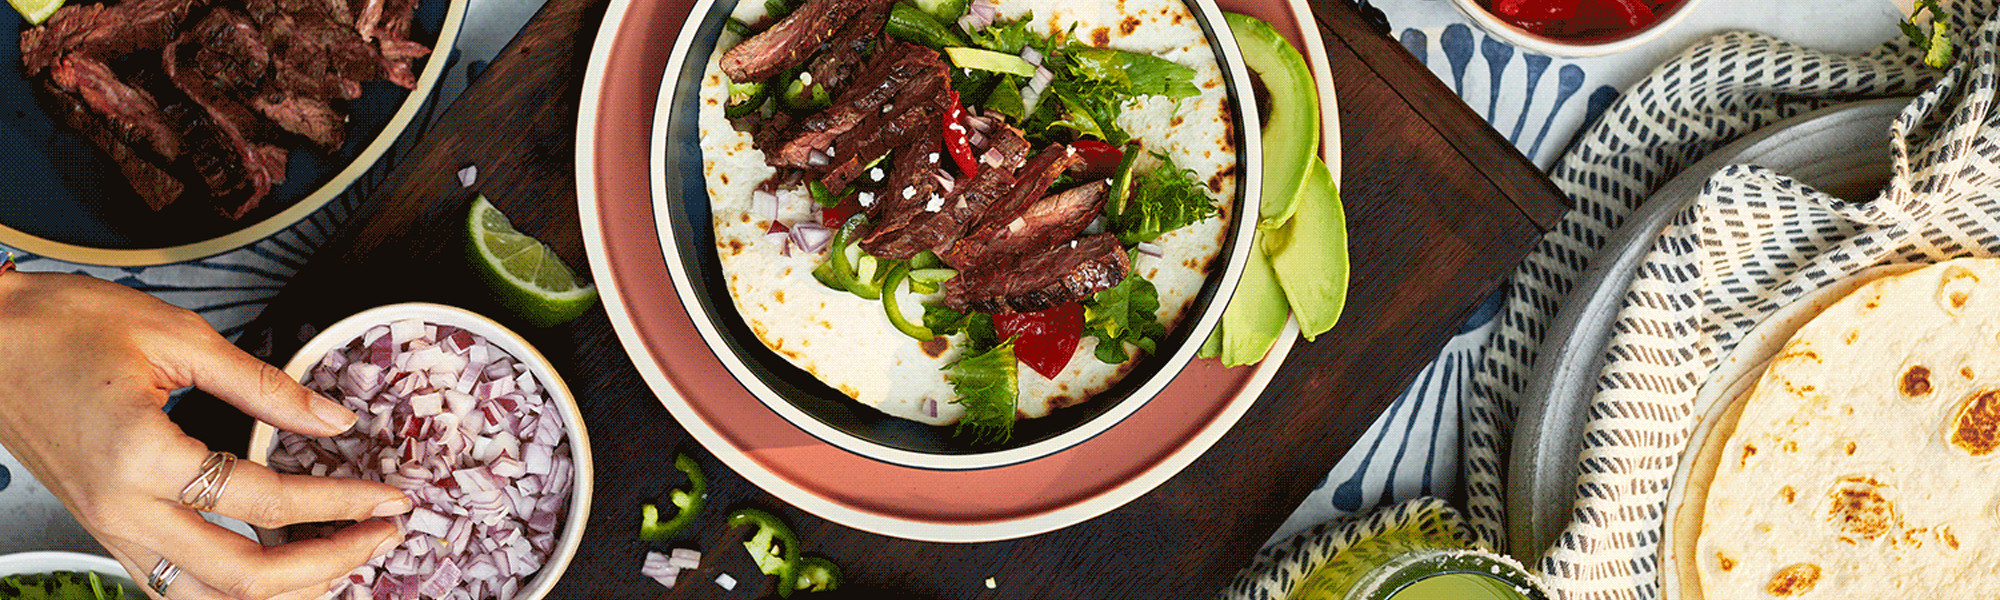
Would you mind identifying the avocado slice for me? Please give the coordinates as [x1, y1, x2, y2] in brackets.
[1217, 229, 1292, 367]
[1266, 155, 1349, 341]
[1224, 12, 1319, 231]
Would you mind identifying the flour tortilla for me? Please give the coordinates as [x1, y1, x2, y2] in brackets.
[694, 0, 1236, 426]
[1696, 258, 2000, 598]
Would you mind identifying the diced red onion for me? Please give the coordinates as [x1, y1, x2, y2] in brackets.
[1135, 242, 1164, 257]
[457, 165, 477, 188]
[278, 320, 575, 600]
[967, 130, 987, 148]
[1020, 46, 1043, 66]
[957, 0, 998, 31]
[716, 573, 737, 591]
[789, 222, 834, 254]
[1083, 215, 1105, 235]
[933, 171, 956, 193]
[1029, 66, 1054, 93]
[923, 398, 938, 418]
[807, 149, 831, 167]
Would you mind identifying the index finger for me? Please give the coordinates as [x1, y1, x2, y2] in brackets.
[178, 329, 358, 438]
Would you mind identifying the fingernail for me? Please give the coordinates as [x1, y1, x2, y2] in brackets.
[312, 396, 358, 432]
[372, 495, 414, 518]
[372, 531, 404, 558]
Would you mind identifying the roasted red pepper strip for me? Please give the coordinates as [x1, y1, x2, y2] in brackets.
[1069, 139, 1125, 180]
[819, 195, 861, 228]
[992, 302, 1084, 379]
[942, 90, 979, 178]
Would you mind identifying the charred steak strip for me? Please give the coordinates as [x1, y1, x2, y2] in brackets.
[945, 233, 1132, 314]
[942, 180, 1109, 271]
[966, 143, 1080, 233]
[719, 0, 867, 83]
[46, 55, 186, 162]
[769, 41, 945, 169]
[802, 0, 891, 94]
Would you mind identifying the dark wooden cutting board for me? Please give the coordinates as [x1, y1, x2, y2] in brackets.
[170, 0, 1568, 597]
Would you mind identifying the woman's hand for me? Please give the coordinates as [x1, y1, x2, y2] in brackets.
[0, 272, 413, 600]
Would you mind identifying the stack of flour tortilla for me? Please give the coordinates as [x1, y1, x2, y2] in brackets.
[1695, 258, 2000, 597]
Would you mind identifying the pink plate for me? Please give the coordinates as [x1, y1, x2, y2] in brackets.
[577, 0, 1338, 542]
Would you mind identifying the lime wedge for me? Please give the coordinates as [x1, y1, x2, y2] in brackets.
[11, 0, 60, 26]
[465, 196, 598, 327]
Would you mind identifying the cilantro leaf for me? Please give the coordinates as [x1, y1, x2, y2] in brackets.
[1107, 153, 1219, 244]
[1083, 273, 1166, 364]
[946, 339, 1018, 444]
[969, 14, 1049, 54]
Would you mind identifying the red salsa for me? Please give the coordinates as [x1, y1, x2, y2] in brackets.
[1485, 0, 1676, 39]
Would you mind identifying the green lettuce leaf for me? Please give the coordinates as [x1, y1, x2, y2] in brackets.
[1083, 272, 1166, 363]
[1108, 153, 1219, 244]
[947, 339, 1018, 443]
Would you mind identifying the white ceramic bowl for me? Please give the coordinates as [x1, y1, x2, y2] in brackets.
[0, 551, 138, 594]
[1447, 0, 1705, 57]
[246, 303, 592, 600]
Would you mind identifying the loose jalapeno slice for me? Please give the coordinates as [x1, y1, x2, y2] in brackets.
[727, 508, 802, 596]
[793, 556, 843, 593]
[638, 453, 706, 540]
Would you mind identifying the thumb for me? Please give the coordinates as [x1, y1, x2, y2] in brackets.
[180, 331, 358, 437]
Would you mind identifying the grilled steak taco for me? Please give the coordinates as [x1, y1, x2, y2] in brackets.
[695, 0, 1236, 441]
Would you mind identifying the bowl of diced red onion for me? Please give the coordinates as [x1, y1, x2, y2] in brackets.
[1450, 0, 1704, 57]
[248, 303, 592, 600]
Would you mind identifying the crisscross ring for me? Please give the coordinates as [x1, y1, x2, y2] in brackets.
[176, 451, 237, 512]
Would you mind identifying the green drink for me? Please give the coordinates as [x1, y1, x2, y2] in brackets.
[1289, 526, 1544, 600]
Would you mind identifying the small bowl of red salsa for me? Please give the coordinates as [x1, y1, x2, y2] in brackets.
[1452, 0, 1703, 57]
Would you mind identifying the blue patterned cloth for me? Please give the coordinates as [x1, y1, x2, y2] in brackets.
[1264, 0, 1907, 549]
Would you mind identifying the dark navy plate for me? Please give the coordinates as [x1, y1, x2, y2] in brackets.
[0, 0, 464, 265]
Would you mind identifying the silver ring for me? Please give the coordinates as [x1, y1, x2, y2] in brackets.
[147, 558, 180, 595]
[176, 451, 237, 512]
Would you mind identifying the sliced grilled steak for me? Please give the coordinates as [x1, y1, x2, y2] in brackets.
[769, 42, 946, 169]
[858, 121, 1032, 259]
[968, 143, 1079, 232]
[719, 0, 867, 83]
[167, 24, 289, 217]
[20, 0, 199, 74]
[945, 233, 1131, 314]
[942, 180, 1108, 271]
[40, 81, 185, 209]
[45, 55, 185, 162]
[802, 0, 890, 93]
[855, 126, 946, 243]
[977, 122, 1031, 170]
[254, 93, 345, 148]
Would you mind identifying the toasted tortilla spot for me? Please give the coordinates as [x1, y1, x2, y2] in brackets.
[1965, 366, 1977, 379]
[919, 337, 948, 358]
[721, 173, 731, 184]
[1050, 395, 1081, 409]
[782, 349, 803, 360]
[1740, 444, 1757, 467]
[839, 384, 860, 398]
[1942, 528, 1961, 549]
[1827, 477, 1897, 539]
[741, 214, 752, 223]
[1844, 440, 1857, 455]
[1896, 366, 1928, 398]
[728, 239, 745, 255]
[1845, 330, 1858, 344]
[1091, 26, 1110, 46]
[1170, 114, 1184, 127]
[1951, 390, 2000, 455]
[1766, 563, 1821, 596]
[1717, 553, 1736, 571]
[1172, 12, 1183, 24]
[1782, 440, 1798, 452]
[1119, 16, 1139, 35]
[776, 289, 786, 303]
[1780, 485, 1795, 503]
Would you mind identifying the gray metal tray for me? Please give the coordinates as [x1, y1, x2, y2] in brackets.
[1506, 97, 1906, 557]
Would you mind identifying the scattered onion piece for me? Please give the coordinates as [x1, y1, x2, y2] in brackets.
[458, 165, 477, 188]
[1135, 242, 1164, 257]
[790, 222, 834, 254]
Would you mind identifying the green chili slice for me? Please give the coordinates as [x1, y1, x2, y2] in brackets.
[727, 508, 802, 597]
[638, 453, 706, 540]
